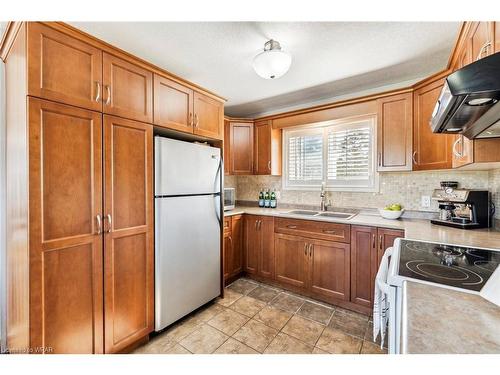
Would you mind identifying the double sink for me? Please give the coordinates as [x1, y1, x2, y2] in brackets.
[281, 209, 357, 220]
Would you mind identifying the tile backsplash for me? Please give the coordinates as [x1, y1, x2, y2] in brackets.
[225, 169, 500, 219]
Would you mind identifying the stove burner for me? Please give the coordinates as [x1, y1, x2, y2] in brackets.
[404, 241, 429, 252]
[473, 260, 499, 273]
[405, 260, 484, 285]
[465, 249, 489, 259]
[433, 245, 464, 257]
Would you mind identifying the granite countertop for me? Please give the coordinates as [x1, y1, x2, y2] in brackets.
[224, 206, 500, 250]
[401, 281, 500, 354]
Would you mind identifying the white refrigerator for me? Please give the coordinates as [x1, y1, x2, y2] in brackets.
[154, 136, 222, 331]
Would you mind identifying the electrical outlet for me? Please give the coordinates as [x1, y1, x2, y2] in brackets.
[421, 195, 431, 208]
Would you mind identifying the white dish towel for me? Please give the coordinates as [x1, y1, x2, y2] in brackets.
[373, 247, 392, 348]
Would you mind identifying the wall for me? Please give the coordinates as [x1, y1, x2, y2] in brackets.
[227, 170, 500, 219]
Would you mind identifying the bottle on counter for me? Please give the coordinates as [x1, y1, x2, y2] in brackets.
[258, 190, 265, 207]
[270, 190, 277, 208]
[264, 190, 271, 208]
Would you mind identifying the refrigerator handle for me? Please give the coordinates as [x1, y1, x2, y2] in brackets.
[213, 154, 222, 194]
[213, 156, 223, 226]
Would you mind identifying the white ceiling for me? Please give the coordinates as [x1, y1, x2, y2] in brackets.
[70, 22, 460, 117]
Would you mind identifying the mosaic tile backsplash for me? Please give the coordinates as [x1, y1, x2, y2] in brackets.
[225, 170, 500, 219]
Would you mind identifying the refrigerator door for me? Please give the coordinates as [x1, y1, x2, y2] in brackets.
[155, 137, 221, 196]
[155, 194, 221, 331]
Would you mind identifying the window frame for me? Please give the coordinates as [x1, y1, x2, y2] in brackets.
[282, 114, 379, 192]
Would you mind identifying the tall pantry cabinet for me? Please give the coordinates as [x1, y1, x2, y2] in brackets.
[5, 22, 154, 353]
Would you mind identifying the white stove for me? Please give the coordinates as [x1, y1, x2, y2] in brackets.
[376, 238, 500, 354]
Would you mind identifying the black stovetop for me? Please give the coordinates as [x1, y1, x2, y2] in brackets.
[398, 239, 500, 291]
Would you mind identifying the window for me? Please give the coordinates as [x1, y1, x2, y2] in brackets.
[283, 115, 377, 191]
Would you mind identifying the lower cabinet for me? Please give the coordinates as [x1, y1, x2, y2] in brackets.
[350, 225, 404, 308]
[275, 233, 350, 302]
[223, 215, 244, 283]
[244, 215, 275, 279]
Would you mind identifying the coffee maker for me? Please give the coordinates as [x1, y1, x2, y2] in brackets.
[431, 182, 493, 229]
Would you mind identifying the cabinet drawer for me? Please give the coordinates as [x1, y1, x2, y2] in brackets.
[275, 218, 350, 243]
[223, 217, 232, 234]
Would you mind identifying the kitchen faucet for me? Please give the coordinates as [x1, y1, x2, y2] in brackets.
[320, 182, 329, 211]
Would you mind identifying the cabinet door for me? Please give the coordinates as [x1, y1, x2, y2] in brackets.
[350, 226, 377, 308]
[259, 216, 275, 279]
[103, 53, 153, 123]
[153, 74, 194, 133]
[377, 93, 413, 171]
[274, 233, 308, 289]
[254, 120, 282, 175]
[224, 120, 231, 175]
[230, 122, 254, 175]
[223, 233, 233, 282]
[469, 22, 494, 61]
[377, 228, 404, 266]
[28, 98, 103, 353]
[308, 238, 350, 302]
[27, 22, 103, 112]
[193, 91, 224, 139]
[495, 22, 500, 53]
[103, 115, 154, 353]
[413, 79, 454, 170]
[231, 215, 244, 276]
[244, 216, 260, 274]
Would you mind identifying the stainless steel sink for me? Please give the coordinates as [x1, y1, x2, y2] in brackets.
[282, 210, 357, 220]
[317, 212, 357, 220]
[284, 210, 319, 216]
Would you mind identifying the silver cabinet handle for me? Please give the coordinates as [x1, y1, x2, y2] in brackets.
[378, 152, 381, 166]
[475, 41, 492, 61]
[105, 85, 111, 106]
[452, 137, 463, 158]
[286, 225, 298, 229]
[412, 151, 417, 165]
[309, 244, 313, 257]
[258, 220, 262, 230]
[95, 82, 101, 102]
[372, 234, 376, 249]
[268, 161, 271, 171]
[255, 220, 258, 230]
[105, 214, 112, 233]
[96, 214, 102, 235]
[322, 229, 337, 234]
[189, 112, 193, 127]
[304, 243, 308, 255]
[194, 113, 199, 128]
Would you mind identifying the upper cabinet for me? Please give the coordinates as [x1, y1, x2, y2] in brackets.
[103, 53, 153, 123]
[376, 92, 413, 171]
[495, 22, 500, 53]
[27, 22, 103, 112]
[228, 121, 254, 175]
[153, 74, 193, 133]
[413, 78, 454, 171]
[193, 92, 224, 139]
[469, 22, 494, 62]
[254, 120, 282, 175]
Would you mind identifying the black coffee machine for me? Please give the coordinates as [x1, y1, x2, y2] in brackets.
[430, 182, 493, 229]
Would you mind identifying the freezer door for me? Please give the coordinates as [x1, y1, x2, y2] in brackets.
[155, 137, 221, 196]
[155, 194, 221, 331]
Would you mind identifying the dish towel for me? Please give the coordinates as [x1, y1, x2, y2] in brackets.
[373, 247, 391, 348]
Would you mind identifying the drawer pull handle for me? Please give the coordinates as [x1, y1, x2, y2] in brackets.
[304, 243, 308, 255]
[322, 229, 338, 234]
[286, 225, 298, 229]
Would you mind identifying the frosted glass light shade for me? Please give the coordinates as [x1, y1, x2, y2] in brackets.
[252, 40, 292, 80]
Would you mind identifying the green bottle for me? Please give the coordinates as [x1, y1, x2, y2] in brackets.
[258, 191, 265, 207]
[264, 190, 271, 208]
[270, 191, 277, 208]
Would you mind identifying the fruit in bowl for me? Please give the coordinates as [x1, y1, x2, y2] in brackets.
[379, 203, 404, 219]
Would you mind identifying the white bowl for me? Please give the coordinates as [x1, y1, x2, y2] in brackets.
[379, 208, 404, 220]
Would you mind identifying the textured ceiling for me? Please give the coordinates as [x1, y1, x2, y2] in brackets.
[70, 22, 460, 117]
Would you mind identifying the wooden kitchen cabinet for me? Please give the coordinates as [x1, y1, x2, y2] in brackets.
[275, 233, 308, 290]
[495, 22, 500, 53]
[193, 91, 224, 139]
[223, 215, 244, 284]
[154, 74, 194, 133]
[309, 238, 350, 302]
[254, 120, 282, 175]
[469, 22, 494, 62]
[243, 215, 274, 279]
[413, 78, 454, 171]
[224, 119, 231, 175]
[230, 121, 254, 175]
[28, 97, 104, 353]
[351, 226, 404, 308]
[376, 92, 413, 171]
[103, 116, 154, 353]
[27, 22, 103, 112]
[103, 52, 153, 123]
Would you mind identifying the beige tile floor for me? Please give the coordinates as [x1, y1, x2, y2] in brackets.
[133, 278, 388, 354]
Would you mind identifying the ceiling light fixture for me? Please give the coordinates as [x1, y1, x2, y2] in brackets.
[252, 39, 292, 80]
